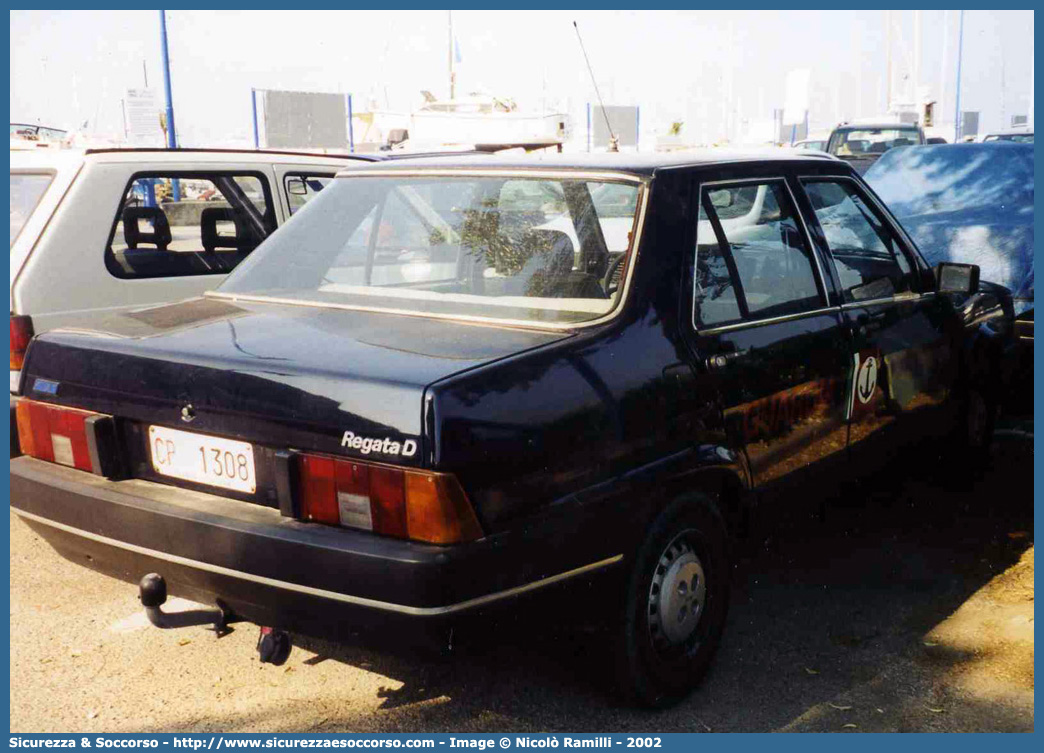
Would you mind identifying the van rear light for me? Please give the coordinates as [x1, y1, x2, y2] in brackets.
[10, 313, 33, 371]
[15, 398, 96, 472]
[297, 453, 482, 545]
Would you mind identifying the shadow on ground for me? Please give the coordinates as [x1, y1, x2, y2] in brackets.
[139, 427, 1032, 733]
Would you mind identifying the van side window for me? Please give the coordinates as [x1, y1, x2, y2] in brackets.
[284, 173, 334, 215]
[106, 173, 276, 279]
[694, 181, 822, 329]
[802, 180, 914, 302]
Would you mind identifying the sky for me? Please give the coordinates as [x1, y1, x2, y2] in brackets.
[9, 9, 1035, 147]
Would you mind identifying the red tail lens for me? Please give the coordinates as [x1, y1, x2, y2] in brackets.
[15, 398, 96, 471]
[10, 315, 34, 370]
[369, 466, 408, 538]
[298, 455, 339, 525]
[296, 454, 481, 544]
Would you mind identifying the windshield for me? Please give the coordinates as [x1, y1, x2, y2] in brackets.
[830, 128, 920, 157]
[218, 174, 643, 325]
[10, 171, 54, 247]
[984, 133, 1033, 143]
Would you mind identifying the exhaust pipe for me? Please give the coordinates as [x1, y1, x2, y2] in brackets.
[138, 573, 231, 635]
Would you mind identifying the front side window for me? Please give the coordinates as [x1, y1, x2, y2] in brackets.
[106, 173, 276, 279]
[10, 171, 54, 247]
[803, 180, 914, 302]
[218, 175, 643, 326]
[693, 181, 822, 329]
[284, 173, 333, 215]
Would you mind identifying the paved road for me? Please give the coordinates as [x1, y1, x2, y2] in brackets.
[10, 430, 1033, 733]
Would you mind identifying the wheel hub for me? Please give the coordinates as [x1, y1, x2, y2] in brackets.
[648, 537, 707, 649]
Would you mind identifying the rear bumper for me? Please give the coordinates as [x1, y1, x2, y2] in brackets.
[10, 457, 622, 637]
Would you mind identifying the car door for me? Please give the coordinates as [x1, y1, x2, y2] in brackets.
[683, 169, 852, 500]
[271, 163, 340, 218]
[796, 175, 956, 470]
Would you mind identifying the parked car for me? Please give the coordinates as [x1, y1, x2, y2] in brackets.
[865, 143, 1033, 337]
[825, 122, 926, 174]
[10, 151, 1013, 707]
[865, 142, 1032, 408]
[981, 130, 1033, 143]
[791, 138, 827, 151]
[10, 147, 380, 393]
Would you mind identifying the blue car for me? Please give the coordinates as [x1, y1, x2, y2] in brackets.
[866, 143, 1033, 342]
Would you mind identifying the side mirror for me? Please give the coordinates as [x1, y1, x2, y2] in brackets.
[286, 177, 308, 197]
[935, 262, 979, 294]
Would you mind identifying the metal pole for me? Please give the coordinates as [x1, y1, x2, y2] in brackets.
[885, 10, 893, 112]
[159, 10, 177, 149]
[159, 10, 180, 201]
[586, 102, 591, 152]
[251, 89, 260, 149]
[954, 9, 965, 142]
[347, 93, 355, 153]
[448, 10, 455, 99]
[635, 106, 640, 152]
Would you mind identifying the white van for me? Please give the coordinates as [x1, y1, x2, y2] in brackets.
[10, 147, 377, 391]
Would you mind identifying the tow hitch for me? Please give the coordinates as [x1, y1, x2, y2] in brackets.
[138, 573, 231, 636]
[137, 573, 292, 664]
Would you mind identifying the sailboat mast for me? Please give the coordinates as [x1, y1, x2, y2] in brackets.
[448, 10, 456, 99]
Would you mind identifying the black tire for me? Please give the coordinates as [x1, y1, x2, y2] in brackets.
[614, 493, 731, 708]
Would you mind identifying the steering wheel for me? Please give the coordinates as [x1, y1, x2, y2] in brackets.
[603, 253, 627, 295]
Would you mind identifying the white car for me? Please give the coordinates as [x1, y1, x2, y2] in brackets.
[10, 147, 377, 391]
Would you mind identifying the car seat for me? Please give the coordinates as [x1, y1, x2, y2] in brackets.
[122, 206, 172, 251]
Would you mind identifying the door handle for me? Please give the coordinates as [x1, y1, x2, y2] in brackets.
[705, 351, 745, 370]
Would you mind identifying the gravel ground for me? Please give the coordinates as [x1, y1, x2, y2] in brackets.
[9, 428, 1033, 733]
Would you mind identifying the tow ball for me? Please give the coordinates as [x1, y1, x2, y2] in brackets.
[138, 573, 231, 636]
[256, 626, 292, 666]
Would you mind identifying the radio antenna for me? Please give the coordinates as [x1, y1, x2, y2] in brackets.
[573, 20, 619, 152]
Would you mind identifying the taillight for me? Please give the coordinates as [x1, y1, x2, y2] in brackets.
[11, 314, 34, 371]
[297, 453, 483, 545]
[15, 398, 98, 472]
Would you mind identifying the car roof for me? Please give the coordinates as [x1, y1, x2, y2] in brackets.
[332, 149, 839, 178]
[9, 147, 88, 170]
[81, 147, 382, 164]
[834, 123, 921, 130]
[10, 146, 385, 170]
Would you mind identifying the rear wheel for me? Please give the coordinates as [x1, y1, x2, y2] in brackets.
[615, 494, 731, 708]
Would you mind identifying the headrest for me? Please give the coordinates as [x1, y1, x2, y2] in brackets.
[200, 207, 244, 252]
[523, 229, 575, 274]
[122, 206, 172, 251]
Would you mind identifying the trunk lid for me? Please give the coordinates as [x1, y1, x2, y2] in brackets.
[22, 297, 571, 472]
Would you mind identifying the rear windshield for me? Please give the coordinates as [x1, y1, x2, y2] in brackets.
[10, 172, 54, 247]
[829, 128, 920, 157]
[218, 174, 643, 325]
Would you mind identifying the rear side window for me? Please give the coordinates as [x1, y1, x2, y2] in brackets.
[693, 180, 822, 329]
[802, 180, 914, 302]
[10, 172, 54, 247]
[284, 173, 334, 215]
[106, 173, 276, 279]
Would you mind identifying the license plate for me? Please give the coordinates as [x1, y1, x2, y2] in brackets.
[148, 425, 256, 494]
